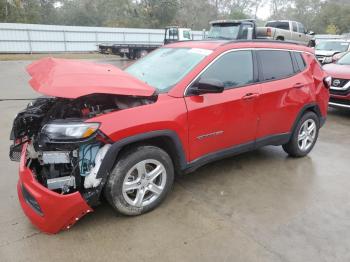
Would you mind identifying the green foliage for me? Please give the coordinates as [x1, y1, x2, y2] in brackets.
[0, 0, 349, 34]
[325, 24, 338, 34]
[229, 10, 248, 20]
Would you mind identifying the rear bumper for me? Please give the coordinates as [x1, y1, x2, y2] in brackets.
[17, 143, 93, 234]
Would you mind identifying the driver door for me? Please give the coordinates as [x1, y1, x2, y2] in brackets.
[185, 50, 260, 161]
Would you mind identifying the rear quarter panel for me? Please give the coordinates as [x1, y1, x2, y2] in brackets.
[303, 53, 329, 117]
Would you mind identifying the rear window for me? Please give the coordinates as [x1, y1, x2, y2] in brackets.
[266, 21, 290, 30]
[258, 50, 295, 81]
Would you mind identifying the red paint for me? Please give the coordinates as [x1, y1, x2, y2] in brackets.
[323, 63, 350, 79]
[27, 57, 155, 98]
[18, 41, 328, 233]
[18, 144, 93, 234]
[323, 62, 350, 105]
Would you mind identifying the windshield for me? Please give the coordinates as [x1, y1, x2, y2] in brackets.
[316, 41, 350, 52]
[125, 48, 211, 92]
[207, 23, 240, 40]
[337, 52, 350, 65]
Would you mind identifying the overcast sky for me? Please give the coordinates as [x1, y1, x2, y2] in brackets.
[256, 1, 272, 20]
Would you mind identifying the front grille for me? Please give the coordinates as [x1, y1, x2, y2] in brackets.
[21, 184, 43, 216]
[329, 97, 350, 106]
[332, 78, 349, 88]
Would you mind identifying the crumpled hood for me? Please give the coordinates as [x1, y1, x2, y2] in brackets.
[27, 58, 155, 98]
[323, 63, 350, 79]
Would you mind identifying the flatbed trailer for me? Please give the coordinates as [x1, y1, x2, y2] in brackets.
[98, 27, 192, 59]
[99, 43, 162, 59]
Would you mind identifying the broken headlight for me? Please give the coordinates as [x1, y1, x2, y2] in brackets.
[41, 122, 100, 141]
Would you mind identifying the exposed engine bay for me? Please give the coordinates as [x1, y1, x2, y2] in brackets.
[10, 94, 156, 204]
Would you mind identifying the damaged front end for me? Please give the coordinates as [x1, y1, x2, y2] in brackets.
[11, 93, 156, 233]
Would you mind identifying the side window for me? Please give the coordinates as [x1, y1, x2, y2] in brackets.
[166, 28, 178, 40]
[258, 50, 295, 81]
[298, 23, 305, 34]
[276, 22, 290, 30]
[294, 52, 307, 71]
[239, 24, 253, 39]
[199, 51, 254, 89]
[292, 22, 298, 32]
[183, 30, 191, 40]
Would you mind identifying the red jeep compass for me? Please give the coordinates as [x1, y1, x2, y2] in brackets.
[10, 40, 330, 233]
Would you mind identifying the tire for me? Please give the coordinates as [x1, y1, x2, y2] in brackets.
[104, 145, 174, 216]
[282, 111, 320, 157]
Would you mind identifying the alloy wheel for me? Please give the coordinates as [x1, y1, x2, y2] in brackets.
[298, 119, 316, 151]
[122, 159, 167, 207]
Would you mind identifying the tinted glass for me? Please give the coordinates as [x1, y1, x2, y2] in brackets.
[240, 24, 253, 39]
[166, 28, 178, 40]
[292, 22, 298, 32]
[294, 52, 306, 71]
[126, 48, 210, 92]
[266, 21, 289, 30]
[207, 23, 240, 40]
[183, 30, 191, 40]
[258, 50, 295, 81]
[199, 51, 254, 88]
[337, 52, 350, 65]
[316, 41, 350, 52]
[297, 23, 305, 33]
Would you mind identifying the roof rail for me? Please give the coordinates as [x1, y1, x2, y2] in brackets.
[222, 39, 306, 46]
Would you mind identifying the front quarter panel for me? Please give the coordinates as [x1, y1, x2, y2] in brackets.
[86, 94, 189, 160]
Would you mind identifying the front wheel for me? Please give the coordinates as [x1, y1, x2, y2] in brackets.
[282, 111, 320, 157]
[105, 145, 174, 216]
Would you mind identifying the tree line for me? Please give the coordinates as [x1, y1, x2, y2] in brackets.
[0, 0, 349, 34]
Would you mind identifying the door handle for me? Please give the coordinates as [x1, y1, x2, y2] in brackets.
[293, 83, 304, 88]
[242, 93, 260, 100]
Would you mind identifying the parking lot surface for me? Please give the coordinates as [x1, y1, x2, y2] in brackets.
[0, 58, 349, 262]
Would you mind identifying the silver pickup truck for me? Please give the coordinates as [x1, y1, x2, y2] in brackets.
[256, 20, 315, 46]
[207, 19, 315, 47]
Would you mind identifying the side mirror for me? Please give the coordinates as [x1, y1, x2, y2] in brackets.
[189, 79, 224, 95]
[308, 31, 315, 36]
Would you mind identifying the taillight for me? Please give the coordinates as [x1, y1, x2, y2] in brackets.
[323, 76, 332, 89]
[267, 28, 272, 37]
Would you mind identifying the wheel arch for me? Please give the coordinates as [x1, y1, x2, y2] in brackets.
[96, 130, 187, 181]
[291, 103, 323, 133]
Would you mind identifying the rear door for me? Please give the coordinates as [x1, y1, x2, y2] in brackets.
[255, 50, 311, 139]
[185, 50, 260, 161]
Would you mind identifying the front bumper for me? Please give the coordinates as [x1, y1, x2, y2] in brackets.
[17, 143, 93, 234]
[329, 93, 350, 109]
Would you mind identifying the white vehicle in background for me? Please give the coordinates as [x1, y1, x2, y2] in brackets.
[98, 26, 193, 59]
[315, 39, 350, 64]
